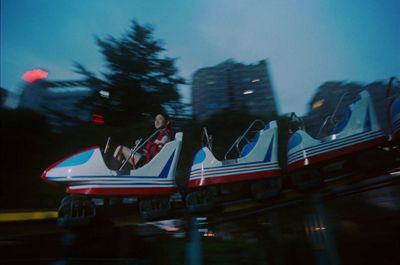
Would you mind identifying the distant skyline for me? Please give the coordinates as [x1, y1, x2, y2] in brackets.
[1, 0, 399, 115]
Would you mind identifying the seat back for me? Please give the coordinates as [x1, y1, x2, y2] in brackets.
[240, 132, 260, 157]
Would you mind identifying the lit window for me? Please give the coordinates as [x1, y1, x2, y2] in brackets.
[92, 114, 105, 124]
[243, 90, 254, 95]
[99, 90, 110, 98]
[312, 99, 325, 109]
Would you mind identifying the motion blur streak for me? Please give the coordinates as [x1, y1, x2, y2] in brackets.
[0, 210, 57, 222]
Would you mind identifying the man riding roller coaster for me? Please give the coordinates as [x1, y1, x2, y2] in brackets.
[110, 112, 175, 170]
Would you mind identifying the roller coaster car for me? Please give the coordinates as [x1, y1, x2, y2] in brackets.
[287, 90, 391, 190]
[185, 120, 282, 212]
[388, 77, 400, 146]
[390, 96, 400, 142]
[41, 132, 183, 223]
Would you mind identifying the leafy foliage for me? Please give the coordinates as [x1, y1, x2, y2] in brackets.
[75, 20, 185, 126]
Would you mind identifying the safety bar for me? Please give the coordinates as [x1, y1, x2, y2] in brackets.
[119, 129, 161, 170]
[224, 119, 266, 160]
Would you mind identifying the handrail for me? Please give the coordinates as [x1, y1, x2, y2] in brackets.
[316, 91, 355, 138]
[103, 137, 111, 155]
[386, 76, 399, 99]
[316, 115, 333, 139]
[119, 129, 161, 170]
[224, 119, 266, 160]
[202, 127, 213, 151]
[289, 112, 305, 133]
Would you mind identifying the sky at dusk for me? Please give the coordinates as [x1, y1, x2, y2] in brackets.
[1, 0, 399, 115]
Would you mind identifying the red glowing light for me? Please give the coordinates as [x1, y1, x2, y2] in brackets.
[92, 113, 105, 124]
[92, 119, 105, 124]
[22, 69, 49, 83]
[92, 114, 103, 118]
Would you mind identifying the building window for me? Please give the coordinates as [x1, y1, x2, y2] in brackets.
[243, 90, 254, 95]
[312, 99, 325, 109]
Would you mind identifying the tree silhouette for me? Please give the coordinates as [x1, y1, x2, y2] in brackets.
[75, 20, 185, 126]
[0, 86, 8, 106]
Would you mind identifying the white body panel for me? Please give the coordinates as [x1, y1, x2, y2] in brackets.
[188, 121, 281, 187]
[42, 133, 183, 196]
[287, 91, 386, 171]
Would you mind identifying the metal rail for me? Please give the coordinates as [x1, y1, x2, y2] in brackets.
[119, 129, 161, 170]
[224, 119, 266, 160]
[201, 127, 213, 151]
[316, 92, 355, 138]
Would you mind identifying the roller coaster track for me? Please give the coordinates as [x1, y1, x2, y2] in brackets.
[193, 168, 400, 227]
[1, 167, 398, 227]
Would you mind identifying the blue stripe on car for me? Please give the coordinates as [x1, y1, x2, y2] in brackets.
[56, 150, 94, 168]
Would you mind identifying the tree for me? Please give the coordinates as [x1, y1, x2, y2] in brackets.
[0, 86, 8, 107]
[75, 20, 185, 126]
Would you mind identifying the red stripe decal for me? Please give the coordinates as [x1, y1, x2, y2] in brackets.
[287, 136, 386, 171]
[187, 169, 281, 188]
[66, 186, 177, 196]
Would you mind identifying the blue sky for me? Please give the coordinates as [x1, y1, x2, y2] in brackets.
[1, 0, 399, 115]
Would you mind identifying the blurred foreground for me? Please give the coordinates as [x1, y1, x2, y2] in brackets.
[1, 171, 399, 265]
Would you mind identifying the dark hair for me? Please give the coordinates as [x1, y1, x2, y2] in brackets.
[156, 112, 170, 121]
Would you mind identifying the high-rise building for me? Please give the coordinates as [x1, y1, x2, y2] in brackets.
[19, 79, 92, 131]
[191, 59, 278, 120]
